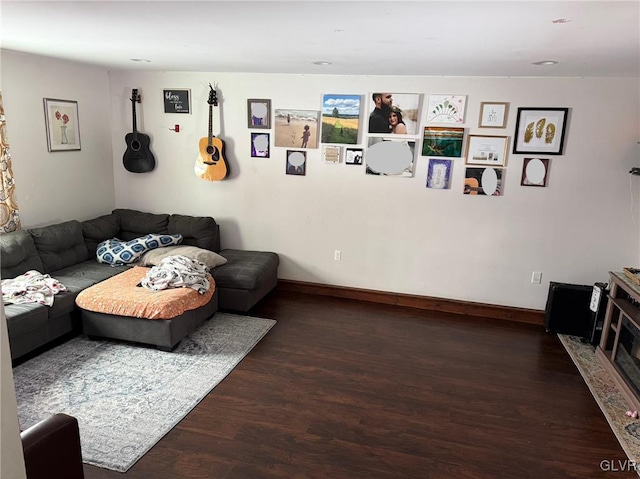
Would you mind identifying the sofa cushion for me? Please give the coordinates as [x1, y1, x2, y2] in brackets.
[212, 249, 279, 290]
[0, 230, 45, 279]
[168, 214, 220, 252]
[52, 260, 128, 290]
[113, 209, 169, 241]
[4, 303, 49, 360]
[82, 213, 121, 256]
[96, 234, 182, 266]
[28, 221, 89, 274]
[47, 290, 78, 318]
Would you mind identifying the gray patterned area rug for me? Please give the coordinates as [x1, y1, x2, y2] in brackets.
[558, 334, 640, 466]
[13, 313, 276, 473]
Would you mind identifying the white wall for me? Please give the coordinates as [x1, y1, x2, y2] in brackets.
[1, 51, 116, 227]
[108, 71, 640, 310]
[1, 51, 638, 311]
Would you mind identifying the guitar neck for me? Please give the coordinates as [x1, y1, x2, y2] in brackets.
[208, 104, 213, 146]
[131, 97, 138, 139]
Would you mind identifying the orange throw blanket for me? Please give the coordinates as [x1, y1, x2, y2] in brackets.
[75, 266, 215, 320]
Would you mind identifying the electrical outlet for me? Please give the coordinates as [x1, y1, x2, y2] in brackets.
[531, 271, 542, 284]
[334, 250, 342, 261]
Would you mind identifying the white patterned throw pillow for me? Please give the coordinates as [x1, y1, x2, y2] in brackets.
[96, 234, 182, 266]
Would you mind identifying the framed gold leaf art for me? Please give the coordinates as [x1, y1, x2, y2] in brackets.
[513, 107, 568, 155]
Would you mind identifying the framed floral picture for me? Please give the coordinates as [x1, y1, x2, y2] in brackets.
[426, 94, 467, 124]
[43, 98, 81, 151]
[513, 107, 568, 155]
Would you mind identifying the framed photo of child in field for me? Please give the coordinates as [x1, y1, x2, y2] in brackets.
[274, 109, 320, 149]
[320, 94, 361, 144]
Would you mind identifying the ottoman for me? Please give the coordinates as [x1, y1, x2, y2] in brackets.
[75, 266, 218, 351]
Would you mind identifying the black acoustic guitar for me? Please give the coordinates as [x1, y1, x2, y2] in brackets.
[123, 89, 155, 173]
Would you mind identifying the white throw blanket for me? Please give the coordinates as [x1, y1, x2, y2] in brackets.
[1, 270, 67, 306]
[141, 255, 210, 294]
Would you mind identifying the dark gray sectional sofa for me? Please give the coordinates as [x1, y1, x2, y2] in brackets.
[1, 208, 279, 361]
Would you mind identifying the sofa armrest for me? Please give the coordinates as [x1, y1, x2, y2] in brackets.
[21, 413, 84, 479]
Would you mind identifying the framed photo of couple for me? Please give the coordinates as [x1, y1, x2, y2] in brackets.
[367, 93, 422, 136]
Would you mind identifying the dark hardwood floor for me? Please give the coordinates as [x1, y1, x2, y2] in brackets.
[83, 289, 636, 479]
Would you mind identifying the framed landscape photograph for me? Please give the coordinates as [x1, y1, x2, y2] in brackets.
[247, 99, 271, 129]
[422, 127, 464, 157]
[465, 135, 508, 167]
[43, 98, 81, 151]
[478, 102, 509, 128]
[321, 94, 360, 144]
[513, 107, 568, 155]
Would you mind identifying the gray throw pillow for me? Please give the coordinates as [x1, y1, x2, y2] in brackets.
[139, 245, 227, 269]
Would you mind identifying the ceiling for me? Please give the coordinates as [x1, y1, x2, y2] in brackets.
[1, 0, 639, 77]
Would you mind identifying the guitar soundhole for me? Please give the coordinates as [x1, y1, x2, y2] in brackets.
[206, 145, 219, 163]
[130, 140, 141, 152]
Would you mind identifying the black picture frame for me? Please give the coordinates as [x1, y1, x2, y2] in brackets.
[513, 107, 568, 155]
[163, 89, 191, 114]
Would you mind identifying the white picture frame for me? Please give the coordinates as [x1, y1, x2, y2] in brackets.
[43, 98, 81, 151]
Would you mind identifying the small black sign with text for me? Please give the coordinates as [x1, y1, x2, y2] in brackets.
[163, 89, 190, 114]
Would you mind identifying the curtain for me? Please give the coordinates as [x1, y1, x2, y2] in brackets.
[0, 91, 21, 233]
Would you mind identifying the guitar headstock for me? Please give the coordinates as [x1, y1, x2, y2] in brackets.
[130, 89, 141, 103]
[207, 84, 218, 107]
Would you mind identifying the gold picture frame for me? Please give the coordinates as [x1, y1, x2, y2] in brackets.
[464, 135, 509, 167]
[478, 102, 509, 128]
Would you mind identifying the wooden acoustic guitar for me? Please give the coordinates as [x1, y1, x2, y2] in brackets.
[195, 84, 229, 181]
[123, 89, 156, 173]
[464, 177, 481, 195]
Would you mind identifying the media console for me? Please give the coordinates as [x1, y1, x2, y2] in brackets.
[597, 271, 640, 412]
